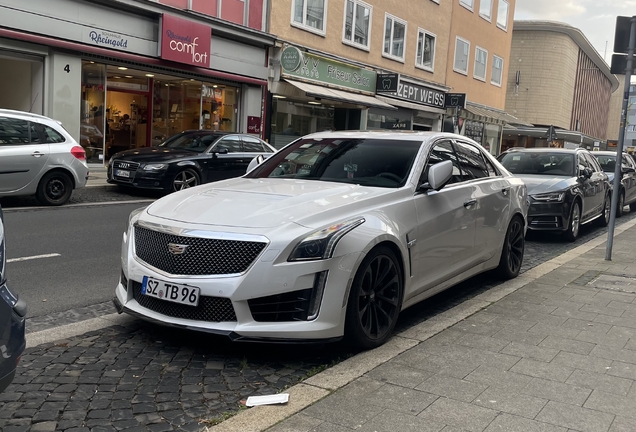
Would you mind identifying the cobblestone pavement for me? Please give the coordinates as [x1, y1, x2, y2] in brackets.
[2, 209, 635, 431]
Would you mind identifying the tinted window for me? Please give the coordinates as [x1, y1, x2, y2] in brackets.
[454, 141, 489, 180]
[42, 125, 65, 143]
[583, 152, 601, 172]
[158, 132, 223, 152]
[246, 138, 422, 188]
[422, 140, 463, 185]
[242, 136, 266, 152]
[30, 123, 41, 143]
[213, 135, 242, 153]
[499, 152, 575, 176]
[578, 153, 592, 175]
[0, 117, 30, 144]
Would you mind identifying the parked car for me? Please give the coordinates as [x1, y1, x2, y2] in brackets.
[0, 205, 27, 393]
[107, 131, 276, 193]
[498, 148, 610, 242]
[0, 109, 89, 206]
[114, 132, 528, 349]
[592, 151, 636, 217]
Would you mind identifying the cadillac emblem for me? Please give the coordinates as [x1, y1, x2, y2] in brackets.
[168, 243, 189, 255]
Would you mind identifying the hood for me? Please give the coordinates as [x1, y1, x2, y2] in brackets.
[146, 178, 398, 229]
[112, 147, 198, 163]
[514, 175, 574, 196]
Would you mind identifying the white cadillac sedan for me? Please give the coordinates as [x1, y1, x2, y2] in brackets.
[114, 131, 528, 349]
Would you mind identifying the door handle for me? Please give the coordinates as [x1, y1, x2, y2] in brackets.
[32, 151, 43, 158]
[464, 199, 477, 208]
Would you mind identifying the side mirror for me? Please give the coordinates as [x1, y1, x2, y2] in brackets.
[421, 160, 453, 191]
[246, 154, 265, 173]
[580, 168, 592, 179]
[213, 147, 229, 155]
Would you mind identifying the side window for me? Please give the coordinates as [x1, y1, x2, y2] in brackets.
[30, 123, 41, 143]
[483, 154, 499, 177]
[422, 140, 463, 185]
[583, 153, 601, 172]
[42, 125, 65, 143]
[0, 117, 31, 144]
[621, 154, 634, 170]
[213, 135, 242, 153]
[578, 153, 591, 175]
[454, 140, 489, 180]
[242, 136, 266, 152]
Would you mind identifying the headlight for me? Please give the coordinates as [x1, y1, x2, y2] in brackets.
[530, 192, 565, 202]
[127, 206, 146, 231]
[143, 163, 167, 171]
[288, 218, 365, 262]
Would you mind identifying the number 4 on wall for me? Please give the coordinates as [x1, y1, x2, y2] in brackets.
[64, 64, 70, 73]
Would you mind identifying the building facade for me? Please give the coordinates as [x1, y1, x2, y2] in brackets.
[265, 0, 454, 148]
[503, 21, 619, 151]
[444, 0, 518, 155]
[0, 0, 274, 162]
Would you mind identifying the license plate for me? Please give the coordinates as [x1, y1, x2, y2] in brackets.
[115, 169, 130, 178]
[141, 276, 200, 307]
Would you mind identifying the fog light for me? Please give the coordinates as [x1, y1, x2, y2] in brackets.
[307, 271, 328, 320]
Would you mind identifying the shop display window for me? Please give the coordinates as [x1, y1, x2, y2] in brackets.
[81, 61, 106, 162]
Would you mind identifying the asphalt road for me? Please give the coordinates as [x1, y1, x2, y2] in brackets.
[3, 203, 147, 317]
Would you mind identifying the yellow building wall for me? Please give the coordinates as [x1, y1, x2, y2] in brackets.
[445, 0, 515, 109]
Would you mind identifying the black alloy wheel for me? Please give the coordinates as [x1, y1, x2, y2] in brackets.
[596, 194, 610, 227]
[345, 246, 403, 350]
[496, 216, 525, 280]
[564, 200, 581, 242]
[172, 169, 200, 192]
[36, 171, 73, 206]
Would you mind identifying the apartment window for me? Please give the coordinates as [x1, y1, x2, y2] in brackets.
[491, 55, 503, 86]
[497, 0, 509, 31]
[292, 0, 327, 34]
[479, 0, 492, 20]
[416, 29, 436, 71]
[453, 37, 470, 75]
[343, 0, 372, 49]
[383, 14, 407, 61]
[473, 47, 488, 81]
[459, 0, 474, 10]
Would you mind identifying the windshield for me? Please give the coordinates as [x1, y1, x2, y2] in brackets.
[499, 152, 575, 177]
[594, 155, 618, 173]
[158, 133, 222, 152]
[245, 138, 422, 188]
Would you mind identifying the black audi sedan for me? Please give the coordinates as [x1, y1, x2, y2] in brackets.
[592, 151, 636, 217]
[0, 205, 27, 394]
[107, 131, 276, 193]
[498, 148, 610, 241]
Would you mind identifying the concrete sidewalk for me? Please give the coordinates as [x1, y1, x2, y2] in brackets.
[86, 163, 110, 187]
[215, 221, 636, 432]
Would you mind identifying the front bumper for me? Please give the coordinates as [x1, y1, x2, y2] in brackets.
[107, 165, 170, 190]
[526, 200, 571, 231]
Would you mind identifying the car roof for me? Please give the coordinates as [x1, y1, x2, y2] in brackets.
[503, 147, 580, 154]
[0, 109, 57, 122]
[593, 151, 626, 156]
[300, 130, 473, 142]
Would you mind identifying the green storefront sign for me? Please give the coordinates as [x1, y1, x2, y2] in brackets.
[280, 46, 377, 95]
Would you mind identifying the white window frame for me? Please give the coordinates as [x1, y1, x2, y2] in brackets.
[479, 0, 492, 21]
[496, 0, 509, 31]
[473, 46, 488, 81]
[341, 0, 373, 51]
[459, 0, 474, 11]
[453, 36, 470, 75]
[290, 0, 328, 36]
[491, 55, 504, 87]
[415, 28, 436, 73]
[382, 13, 407, 63]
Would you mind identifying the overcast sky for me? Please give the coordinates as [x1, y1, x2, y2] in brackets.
[514, 0, 635, 64]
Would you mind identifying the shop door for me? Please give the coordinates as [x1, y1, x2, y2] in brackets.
[106, 91, 148, 158]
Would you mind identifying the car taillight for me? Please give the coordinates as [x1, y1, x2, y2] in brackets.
[71, 146, 86, 161]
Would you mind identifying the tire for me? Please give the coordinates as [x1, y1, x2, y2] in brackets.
[564, 200, 581, 242]
[345, 246, 403, 350]
[617, 191, 625, 218]
[596, 194, 610, 227]
[36, 171, 73, 206]
[496, 216, 525, 280]
[172, 169, 200, 192]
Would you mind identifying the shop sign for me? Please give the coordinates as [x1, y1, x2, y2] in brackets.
[376, 74, 399, 92]
[445, 93, 467, 109]
[376, 75, 446, 109]
[280, 46, 376, 95]
[381, 120, 411, 130]
[86, 30, 129, 50]
[247, 116, 261, 134]
[160, 14, 211, 67]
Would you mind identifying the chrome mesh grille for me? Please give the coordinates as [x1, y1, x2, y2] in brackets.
[132, 281, 236, 322]
[134, 225, 267, 275]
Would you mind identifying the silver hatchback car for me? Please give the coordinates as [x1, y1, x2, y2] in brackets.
[0, 110, 89, 205]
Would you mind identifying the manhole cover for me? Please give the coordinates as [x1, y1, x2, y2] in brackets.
[588, 275, 636, 294]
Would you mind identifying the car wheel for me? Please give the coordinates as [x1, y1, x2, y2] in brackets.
[172, 169, 200, 192]
[596, 194, 610, 227]
[345, 246, 403, 350]
[36, 171, 73, 206]
[617, 191, 625, 218]
[496, 216, 525, 280]
[564, 200, 581, 242]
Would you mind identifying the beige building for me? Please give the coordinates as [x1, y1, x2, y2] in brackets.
[266, 0, 456, 148]
[606, 75, 623, 142]
[503, 21, 619, 151]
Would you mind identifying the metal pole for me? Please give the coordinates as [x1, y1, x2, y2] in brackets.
[606, 16, 636, 260]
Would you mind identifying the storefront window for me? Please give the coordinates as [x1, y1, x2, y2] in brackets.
[201, 84, 237, 132]
[270, 97, 334, 149]
[368, 108, 412, 130]
[81, 61, 106, 162]
[483, 123, 502, 155]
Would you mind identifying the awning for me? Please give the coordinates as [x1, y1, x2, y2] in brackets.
[463, 103, 532, 126]
[285, 79, 397, 110]
[375, 95, 446, 114]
